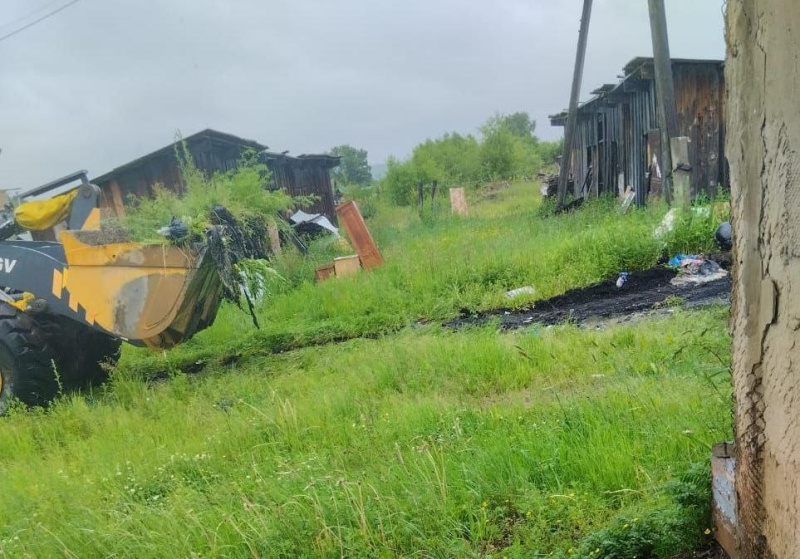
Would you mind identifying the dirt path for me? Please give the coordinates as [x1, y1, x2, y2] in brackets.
[447, 267, 732, 330]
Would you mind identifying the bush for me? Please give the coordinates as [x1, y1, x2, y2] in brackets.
[119, 143, 295, 243]
[570, 463, 713, 559]
[383, 156, 418, 206]
[663, 197, 731, 256]
[381, 112, 560, 206]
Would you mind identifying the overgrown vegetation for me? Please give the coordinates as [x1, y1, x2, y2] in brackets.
[0, 309, 730, 558]
[382, 112, 562, 205]
[0, 140, 733, 557]
[118, 143, 296, 243]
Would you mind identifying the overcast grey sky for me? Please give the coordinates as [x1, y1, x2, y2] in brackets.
[0, 0, 725, 190]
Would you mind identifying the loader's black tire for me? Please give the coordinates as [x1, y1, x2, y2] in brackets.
[40, 318, 121, 389]
[0, 304, 58, 415]
[71, 329, 121, 388]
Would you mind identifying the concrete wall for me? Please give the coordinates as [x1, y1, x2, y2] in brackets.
[727, 1, 800, 557]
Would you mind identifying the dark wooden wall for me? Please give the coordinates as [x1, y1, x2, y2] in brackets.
[265, 156, 338, 224]
[94, 135, 339, 221]
[673, 65, 726, 199]
[562, 62, 725, 205]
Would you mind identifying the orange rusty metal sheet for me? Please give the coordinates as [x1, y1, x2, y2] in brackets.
[335, 201, 383, 270]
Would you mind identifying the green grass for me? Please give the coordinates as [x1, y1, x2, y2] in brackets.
[0, 309, 730, 558]
[0, 179, 733, 558]
[123, 180, 725, 376]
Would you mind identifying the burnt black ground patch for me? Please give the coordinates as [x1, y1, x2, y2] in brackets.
[447, 266, 731, 330]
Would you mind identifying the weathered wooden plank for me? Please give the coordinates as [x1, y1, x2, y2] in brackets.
[336, 200, 384, 270]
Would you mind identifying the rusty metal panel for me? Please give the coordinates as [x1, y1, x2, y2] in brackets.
[336, 201, 383, 270]
[712, 442, 738, 559]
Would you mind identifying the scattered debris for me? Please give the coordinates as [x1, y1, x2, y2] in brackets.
[715, 221, 732, 250]
[157, 217, 189, 241]
[505, 286, 536, 299]
[668, 253, 699, 267]
[620, 188, 636, 212]
[333, 255, 361, 278]
[667, 254, 728, 287]
[654, 208, 677, 238]
[336, 200, 384, 270]
[560, 196, 586, 213]
[315, 263, 336, 282]
[538, 173, 570, 198]
[446, 266, 731, 331]
[290, 210, 339, 238]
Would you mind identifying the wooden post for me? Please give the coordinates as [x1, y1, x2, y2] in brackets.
[109, 180, 126, 217]
[449, 187, 468, 216]
[556, 0, 594, 209]
[648, 0, 679, 205]
[267, 223, 281, 255]
[670, 137, 691, 211]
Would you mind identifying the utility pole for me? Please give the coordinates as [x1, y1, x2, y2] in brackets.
[648, 0, 680, 205]
[556, 0, 593, 210]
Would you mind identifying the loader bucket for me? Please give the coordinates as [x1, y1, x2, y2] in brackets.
[53, 231, 224, 349]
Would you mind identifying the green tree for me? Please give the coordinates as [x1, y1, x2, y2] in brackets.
[380, 111, 554, 205]
[480, 120, 518, 179]
[330, 145, 373, 186]
[382, 156, 417, 206]
[502, 111, 537, 140]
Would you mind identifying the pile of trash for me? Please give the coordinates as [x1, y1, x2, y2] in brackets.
[538, 172, 573, 198]
[668, 253, 728, 286]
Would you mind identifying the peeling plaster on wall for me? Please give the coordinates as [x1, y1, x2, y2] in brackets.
[727, 1, 800, 557]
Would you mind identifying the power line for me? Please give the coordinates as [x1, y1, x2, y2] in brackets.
[0, 0, 67, 34]
[0, 0, 83, 44]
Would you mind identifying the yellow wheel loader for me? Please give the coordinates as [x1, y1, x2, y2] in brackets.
[0, 171, 225, 413]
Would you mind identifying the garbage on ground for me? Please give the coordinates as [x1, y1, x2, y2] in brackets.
[654, 208, 677, 238]
[715, 221, 733, 250]
[668, 253, 699, 267]
[669, 254, 728, 286]
[290, 210, 339, 238]
[616, 272, 629, 289]
[538, 173, 568, 198]
[620, 188, 636, 213]
[506, 285, 536, 299]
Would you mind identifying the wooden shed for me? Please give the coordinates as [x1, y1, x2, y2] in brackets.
[550, 57, 726, 206]
[92, 129, 340, 221]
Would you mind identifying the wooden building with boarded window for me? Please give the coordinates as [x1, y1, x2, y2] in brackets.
[550, 57, 726, 206]
[92, 129, 341, 221]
